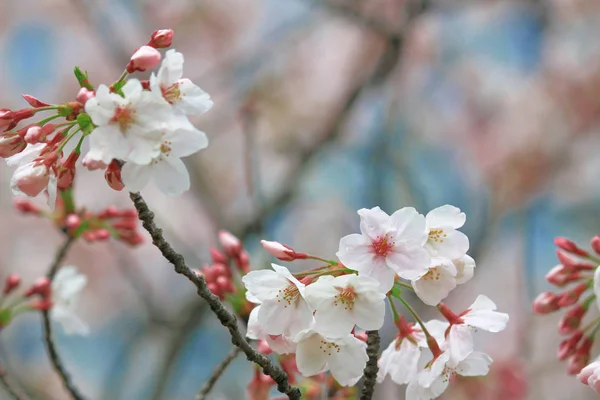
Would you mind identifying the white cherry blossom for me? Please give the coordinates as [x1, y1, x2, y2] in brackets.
[246, 305, 296, 354]
[406, 350, 492, 400]
[85, 79, 172, 164]
[337, 207, 430, 292]
[294, 328, 368, 386]
[578, 361, 600, 393]
[242, 263, 312, 336]
[121, 115, 208, 195]
[425, 205, 469, 259]
[454, 254, 476, 284]
[304, 274, 386, 338]
[378, 331, 425, 385]
[51, 266, 89, 335]
[151, 50, 213, 116]
[411, 257, 458, 306]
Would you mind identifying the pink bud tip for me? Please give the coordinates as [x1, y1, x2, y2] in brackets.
[76, 88, 95, 105]
[260, 240, 296, 261]
[555, 237, 589, 257]
[25, 277, 51, 298]
[24, 126, 42, 144]
[3, 274, 21, 295]
[211, 263, 230, 278]
[0, 135, 26, 158]
[126, 45, 162, 73]
[218, 230, 242, 257]
[591, 236, 600, 256]
[216, 275, 234, 294]
[95, 229, 111, 241]
[0, 109, 14, 128]
[13, 198, 40, 214]
[353, 331, 369, 342]
[149, 29, 174, 48]
[22, 94, 50, 108]
[533, 292, 560, 314]
[65, 214, 81, 230]
[210, 247, 229, 264]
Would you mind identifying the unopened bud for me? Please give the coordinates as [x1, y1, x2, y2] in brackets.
[218, 230, 242, 257]
[568, 337, 594, 375]
[82, 231, 97, 242]
[260, 240, 307, 262]
[207, 282, 222, 299]
[126, 46, 162, 73]
[559, 305, 587, 335]
[25, 277, 51, 298]
[591, 236, 600, 256]
[558, 282, 590, 307]
[95, 229, 111, 241]
[3, 274, 21, 295]
[354, 331, 369, 342]
[12, 163, 49, 197]
[65, 214, 81, 230]
[13, 198, 40, 214]
[216, 275, 234, 294]
[533, 292, 560, 314]
[555, 237, 589, 257]
[211, 263, 230, 277]
[148, 29, 174, 48]
[105, 160, 124, 191]
[236, 250, 250, 273]
[22, 94, 50, 108]
[558, 330, 583, 360]
[82, 153, 107, 171]
[546, 265, 580, 287]
[76, 88, 95, 106]
[210, 247, 228, 264]
[0, 135, 26, 158]
[0, 109, 14, 128]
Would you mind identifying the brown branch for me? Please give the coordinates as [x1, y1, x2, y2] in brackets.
[128, 192, 301, 400]
[359, 331, 380, 400]
[195, 347, 242, 400]
[41, 236, 86, 400]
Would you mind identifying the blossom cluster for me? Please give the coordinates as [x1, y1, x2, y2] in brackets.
[242, 205, 509, 399]
[533, 236, 600, 394]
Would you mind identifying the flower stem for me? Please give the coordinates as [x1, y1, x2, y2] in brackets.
[396, 296, 433, 340]
[388, 297, 400, 321]
[394, 281, 414, 291]
[56, 127, 81, 154]
[305, 255, 338, 265]
[37, 114, 62, 126]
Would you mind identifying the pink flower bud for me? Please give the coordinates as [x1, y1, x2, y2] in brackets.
[558, 282, 589, 307]
[0, 109, 14, 128]
[29, 298, 53, 311]
[13, 198, 40, 214]
[76, 88, 95, 105]
[199, 265, 216, 283]
[95, 229, 111, 241]
[568, 337, 594, 375]
[207, 282, 222, 299]
[24, 126, 42, 144]
[25, 277, 51, 298]
[247, 370, 275, 400]
[555, 237, 589, 257]
[148, 29, 174, 48]
[591, 236, 600, 256]
[22, 94, 50, 108]
[12, 163, 49, 197]
[82, 153, 107, 171]
[578, 361, 600, 389]
[210, 247, 228, 264]
[354, 331, 369, 342]
[546, 264, 580, 287]
[12, 108, 35, 124]
[260, 240, 298, 261]
[211, 263, 230, 277]
[533, 292, 560, 314]
[559, 305, 587, 335]
[236, 250, 250, 273]
[65, 214, 81, 230]
[558, 330, 583, 360]
[0, 135, 26, 158]
[126, 46, 162, 73]
[216, 275, 234, 294]
[3, 274, 21, 295]
[218, 230, 242, 257]
[83, 231, 97, 242]
[105, 160, 124, 191]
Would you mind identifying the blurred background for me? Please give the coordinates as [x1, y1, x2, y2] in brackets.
[0, 0, 599, 398]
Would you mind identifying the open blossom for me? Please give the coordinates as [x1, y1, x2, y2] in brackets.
[454, 254, 475, 284]
[294, 328, 368, 386]
[51, 266, 89, 335]
[425, 205, 469, 259]
[304, 274, 386, 338]
[337, 207, 430, 292]
[242, 264, 312, 336]
[578, 361, 600, 393]
[412, 257, 458, 306]
[150, 50, 213, 116]
[440, 295, 509, 366]
[120, 115, 208, 195]
[406, 350, 493, 400]
[378, 324, 426, 385]
[246, 305, 296, 354]
[85, 79, 172, 164]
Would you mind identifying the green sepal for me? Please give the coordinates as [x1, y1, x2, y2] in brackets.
[74, 67, 94, 90]
[76, 113, 94, 134]
[390, 285, 402, 299]
[0, 309, 12, 327]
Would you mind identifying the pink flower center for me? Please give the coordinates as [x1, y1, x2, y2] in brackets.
[112, 106, 136, 133]
[276, 283, 299, 308]
[333, 285, 357, 310]
[371, 234, 394, 257]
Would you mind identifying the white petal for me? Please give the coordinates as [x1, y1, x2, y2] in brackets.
[51, 307, 90, 336]
[6, 143, 44, 167]
[153, 157, 190, 196]
[295, 331, 328, 376]
[241, 270, 289, 302]
[463, 295, 509, 332]
[389, 207, 428, 245]
[85, 85, 121, 126]
[121, 163, 152, 193]
[336, 233, 373, 271]
[158, 50, 184, 86]
[167, 125, 209, 158]
[454, 255, 475, 284]
[448, 325, 474, 366]
[47, 172, 57, 210]
[426, 205, 466, 230]
[379, 339, 421, 385]
[328, 336, 368, 386]
[122, 79, 143, 98]
[304, 275, 338, 309]
[352, 292, 385, 331]
[245, 306, 263, 340]
[177, 79, 214, 115]
[419, 352, 450, 388]
[358, 258, 397, 293]
[594, 267, 600, 310]
[412, 266, 457, 306]
[386, 245, 431, 280]
[423, 320, 449, 345]
[357, 207, 390, 240]
[92, 125, 129, 161]
[455, 351, 493, 377]
[426, 230, 469, 259]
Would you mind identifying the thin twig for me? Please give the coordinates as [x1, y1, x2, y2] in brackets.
[359, 331, 380, 400]
[41, 236, 86, 400]
[195, 347, 242, 400]
[128, 192, 301, 400]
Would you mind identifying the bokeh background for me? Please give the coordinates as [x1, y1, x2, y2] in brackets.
[0, 0, 599, 399]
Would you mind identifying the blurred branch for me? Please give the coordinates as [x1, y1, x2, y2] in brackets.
[359, 331, 380, 400]
[0, 367, 26, 400]
[41, 236, 86, 400]
[128, 192, 301, 399]
[195, 347, 242, 400]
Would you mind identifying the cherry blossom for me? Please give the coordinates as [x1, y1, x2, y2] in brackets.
[7, 143, 57, 207]
[120, 115, 208, 195]
[453, 254, 476, 284]
[51, 266, 89, 335]
[85, 79, 172, 164]
[378, 325, 426, 385]
[424, 205, 469, 259]
[294, 328, 368, 386]
[150, 50, 213, 116]
[411, 257, 458, 306]
[304, 274, 386, 338]
[242, 263, 312, 336]
[406, 350, 492, 400]
[246, 305, 297, 354]
[578, 360, 600, 393]
[337, 207, 430, 292]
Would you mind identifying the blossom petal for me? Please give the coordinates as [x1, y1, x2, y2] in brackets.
[448, 325, 474, 366]
[121, 163, 152, 193]
[328, 336, 368, 386]
[336, 233, 372, 271]
[177, 79, 214, 115]
[454, 255, 475, 284]
[357, 207, 390, 240]
[426, 205, 466, 230]
[295, 331, 328, 377]
[386, 245, 430, 280]
[389, 207, 428, 245]
[412, 266, 457, 306]
[455, 351, 493, 377]
[426, 230, 469, 259]
[463, 295, 509, 332]
[153, 157, 190, 196]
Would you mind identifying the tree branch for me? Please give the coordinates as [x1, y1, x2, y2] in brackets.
[359, 330, 380, 400]
[195, 347, 241, 400]
[128, 192, 301, 400]
[41, 236, 86, 400]
[0, 368, 26, 400]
